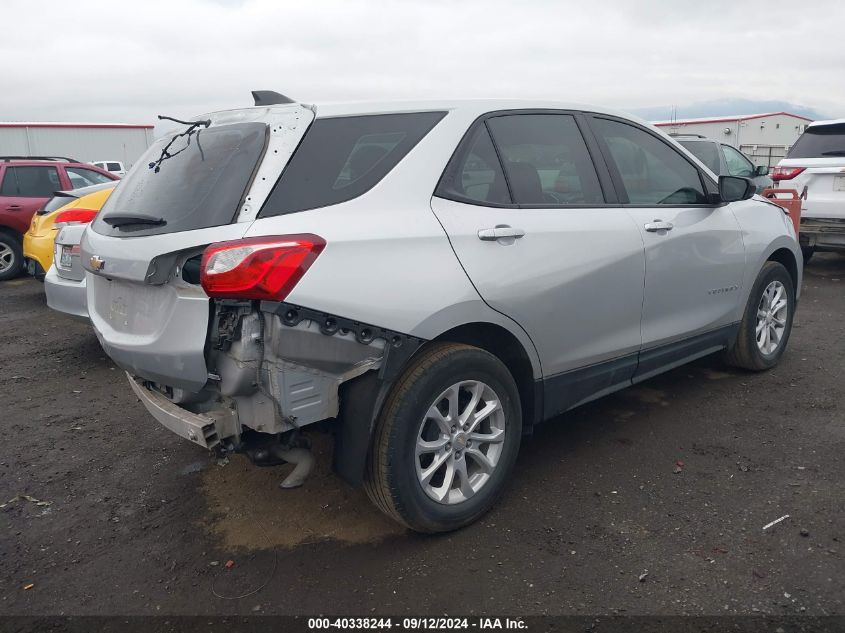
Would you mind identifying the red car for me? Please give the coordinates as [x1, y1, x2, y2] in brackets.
[0, 156, 118, 280]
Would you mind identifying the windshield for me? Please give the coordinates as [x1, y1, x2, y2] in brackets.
[92, 122, 267, 237]
[786, 123, 845, 158]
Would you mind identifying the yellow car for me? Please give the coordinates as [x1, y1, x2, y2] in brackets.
[23, 183, 116, 278]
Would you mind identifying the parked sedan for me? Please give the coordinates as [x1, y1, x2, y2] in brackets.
[44, 223, 89, 320]
[24, 182, 116, 279]
[672, 134, 773, 193]
[80, 95, 801, 532]
[42, 186, 115, 318]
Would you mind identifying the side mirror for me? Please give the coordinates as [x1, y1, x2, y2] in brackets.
[719, 175, 756, 202]
[754, 164, 769, 177]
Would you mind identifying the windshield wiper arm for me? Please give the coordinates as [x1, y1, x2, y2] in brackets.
[103, 214, 167, 228]
[821, 150, 845, 156]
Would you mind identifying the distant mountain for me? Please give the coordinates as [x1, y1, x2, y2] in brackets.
[630, 99, 829, 122]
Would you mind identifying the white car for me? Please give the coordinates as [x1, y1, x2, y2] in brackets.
[91, 161, 126, 178]
[773, 119, 845, 262]
[44, 223, 89, 320]
[80, 94, 801, 532]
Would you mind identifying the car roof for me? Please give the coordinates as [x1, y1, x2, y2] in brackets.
[316, 100, 658, 130]
[205, 99, 653, 127]
[0, 156, 82, 165]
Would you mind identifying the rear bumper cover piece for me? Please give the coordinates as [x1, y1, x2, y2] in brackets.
[44, 266, 88, 321]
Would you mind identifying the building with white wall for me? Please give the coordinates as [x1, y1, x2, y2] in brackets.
[653, 112, 814, 168]
[0, 122, 154, 169]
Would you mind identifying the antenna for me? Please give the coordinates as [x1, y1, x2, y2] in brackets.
[252, 91, 296, 106]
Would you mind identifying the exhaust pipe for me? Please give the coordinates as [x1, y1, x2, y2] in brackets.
[238, 433, 315, 488]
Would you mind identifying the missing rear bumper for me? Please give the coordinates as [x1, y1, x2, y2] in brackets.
[128, 374, 238, 449]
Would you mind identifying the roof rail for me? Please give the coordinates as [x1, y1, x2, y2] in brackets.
[0, 155, 79, 163]
[251, 90, 295, 106]
[668, 133, 707, 139]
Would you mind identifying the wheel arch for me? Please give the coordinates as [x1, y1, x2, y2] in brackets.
[767, 246, 799, 296]
[430, 321, 541, 432]
[334, 317, 542, 487]
[0, 225, 23, 241]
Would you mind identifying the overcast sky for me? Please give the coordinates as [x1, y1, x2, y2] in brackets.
[2, 0, 843, 132]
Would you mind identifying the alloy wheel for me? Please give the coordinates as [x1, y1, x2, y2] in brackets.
[756, 280, 788, 355]
[415, 380, 506, 505]
[0, 243, 14, 274]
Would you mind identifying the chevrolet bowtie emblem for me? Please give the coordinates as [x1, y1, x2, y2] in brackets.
[90, 255, 106, 271]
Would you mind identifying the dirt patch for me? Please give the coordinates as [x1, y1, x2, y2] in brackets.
[702, 368, 733, 380]
[622, 386, 668, 405]
[202, 434, 403, 548]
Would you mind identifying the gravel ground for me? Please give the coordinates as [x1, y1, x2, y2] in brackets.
[1, 255, 843, 617]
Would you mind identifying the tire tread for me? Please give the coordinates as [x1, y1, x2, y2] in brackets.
[364, 342, 517, 532]
[724, 261, 794, 371]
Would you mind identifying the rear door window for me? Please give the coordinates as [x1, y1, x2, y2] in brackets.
[0, 166, 61, 197]
[787, 123, 845, 158]
[486, 114, 604, 205]
[435, 125, 512, 205]
[93, 122, 267, 236]
[107, 162, 122, 171]
[591, 118, 708, 205]
[260, 112, 446, 217]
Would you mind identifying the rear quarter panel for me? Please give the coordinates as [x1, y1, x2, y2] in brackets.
[731, 197, 803, 316]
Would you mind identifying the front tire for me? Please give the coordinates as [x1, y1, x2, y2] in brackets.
[364, 343, 522, 533]
[0, 232, 23, 282]
[724, 261, 795, 371]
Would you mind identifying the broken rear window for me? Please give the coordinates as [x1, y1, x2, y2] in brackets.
[92, 122, 267, 237]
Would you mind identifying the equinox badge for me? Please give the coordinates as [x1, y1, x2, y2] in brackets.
[90, 255, 106, 271]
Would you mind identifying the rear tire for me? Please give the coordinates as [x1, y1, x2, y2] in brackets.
[0, 232, 23, 282]
[364, 342, 522, 533]
[724, 261, 795, 371]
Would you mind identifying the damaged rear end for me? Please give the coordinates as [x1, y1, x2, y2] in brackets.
[80, 102, 396, 477]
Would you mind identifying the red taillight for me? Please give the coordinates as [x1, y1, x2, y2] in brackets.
[771, 166, 806, 181]
[54, 208, 99, 226]
[200, 234, 326, 300]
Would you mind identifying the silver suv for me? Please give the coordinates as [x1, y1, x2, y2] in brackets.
[81, 95, 801, 532]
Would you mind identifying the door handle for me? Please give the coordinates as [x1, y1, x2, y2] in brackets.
[477, 226, 526, 241]
[644, 220, 674, 232]
[7, 205, 22, 211]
